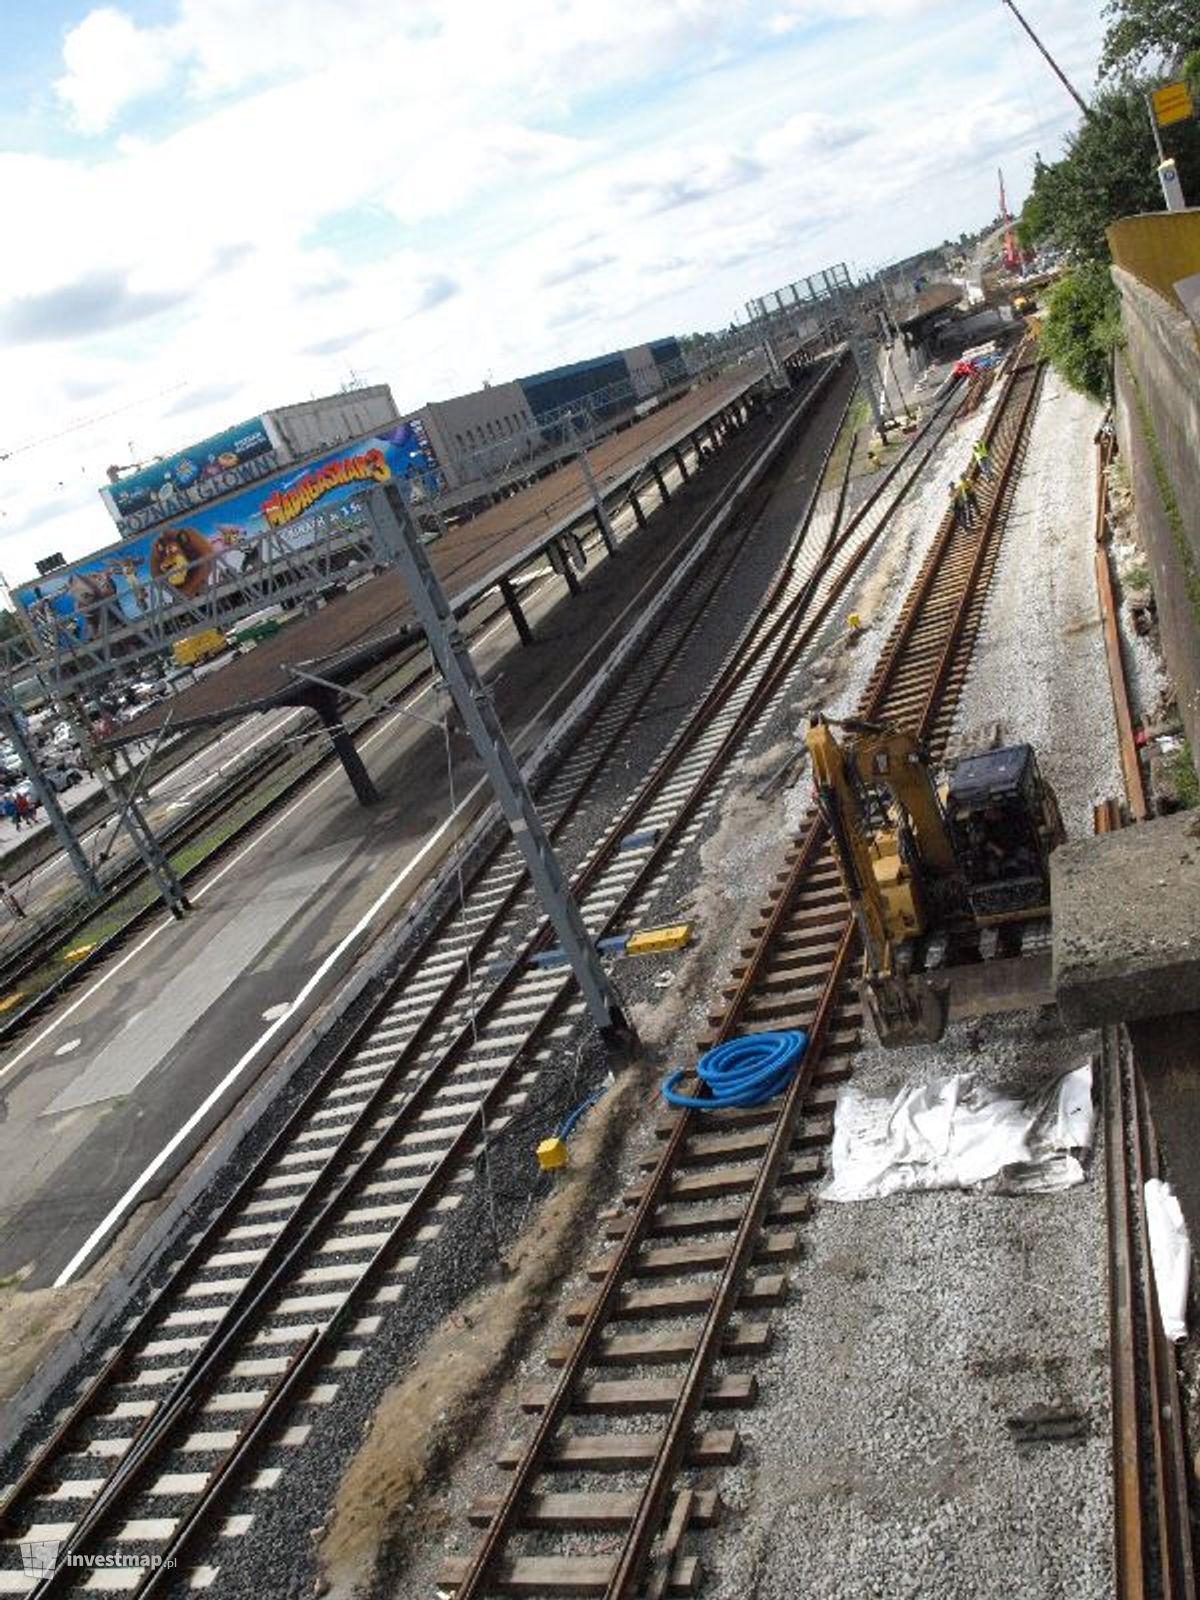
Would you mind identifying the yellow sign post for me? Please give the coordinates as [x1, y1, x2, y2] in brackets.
[1152, 81, 1194, 128]
[1146, 84, 1194, 211]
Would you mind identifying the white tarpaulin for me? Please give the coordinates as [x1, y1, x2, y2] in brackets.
[822, 1063, 1094, 1202]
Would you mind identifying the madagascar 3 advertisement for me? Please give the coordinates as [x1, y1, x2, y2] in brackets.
[16, 423, 439, 646]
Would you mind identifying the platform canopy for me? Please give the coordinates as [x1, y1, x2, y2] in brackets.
[114, 360, 789, 743]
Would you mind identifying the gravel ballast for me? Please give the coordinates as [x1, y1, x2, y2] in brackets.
[184, 357, 1122, 1600]
[950, 376, 1121, 830]
[695, 373, 1118, 1600]
[457, 366, 1113, 1599]
[703, 1010, 1111, 1600]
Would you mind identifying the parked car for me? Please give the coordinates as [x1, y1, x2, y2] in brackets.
[48, 764, 85, 792]
[15, 764, 83, 798]
[130, 679, 169, 702]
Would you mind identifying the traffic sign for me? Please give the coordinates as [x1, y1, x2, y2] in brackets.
[1152, 81, 1194, 127]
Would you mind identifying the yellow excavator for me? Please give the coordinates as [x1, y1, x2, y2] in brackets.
[805, 714, 1065, 1046]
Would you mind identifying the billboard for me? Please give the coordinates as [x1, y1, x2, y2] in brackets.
[100, 416, 281, 536]
[16, 422, 440, 647]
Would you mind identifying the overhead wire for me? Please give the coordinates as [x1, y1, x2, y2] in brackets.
[1001, 0, 1053, 155]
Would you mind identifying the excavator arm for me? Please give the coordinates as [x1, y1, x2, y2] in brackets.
[805, 714, 950, 1045]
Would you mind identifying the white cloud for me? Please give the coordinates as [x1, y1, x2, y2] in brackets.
[0, 0, 1107, 576]
[56, 7, 182, 133]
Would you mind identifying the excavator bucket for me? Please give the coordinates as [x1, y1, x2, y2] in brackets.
[863, 971, 948, 1048]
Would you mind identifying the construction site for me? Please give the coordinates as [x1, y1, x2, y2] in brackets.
[0, 3, 1199, 1599]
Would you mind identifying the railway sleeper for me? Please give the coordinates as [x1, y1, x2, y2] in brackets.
[711, 990, 826, 1027]
[467, 1489, 720, 1530]
[496, 1429, 740, 1471]
[735, 925, 843, 960]
[746, 908, 851, 939]
[728, 944, 844, 983]
[603, 1192, 811, 1240]
[439, 1551, 700, 1596]
[653, 1084, 839, 1135]
[587, 1232, 798, 1280]
[694, 1020, 859, 1054]
[565, 1271, 786, 1323]
[639, 1120, 830, 1168]
[623, 1152, 822, 1204]
[547, 1319, 772, 1367]
[519, 1375, 756, 1415]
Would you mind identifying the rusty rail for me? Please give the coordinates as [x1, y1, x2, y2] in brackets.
[1092, 426, 1148, 821]
[447, 343, 1047, 1600]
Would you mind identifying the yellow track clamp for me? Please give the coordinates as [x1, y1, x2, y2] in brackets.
[626, 923, 693, 956]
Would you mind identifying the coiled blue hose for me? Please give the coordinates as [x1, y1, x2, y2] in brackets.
[660, 1029, 808, 1109]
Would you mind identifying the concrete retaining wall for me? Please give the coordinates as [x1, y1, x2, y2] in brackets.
[1110, 264, 1200, 766]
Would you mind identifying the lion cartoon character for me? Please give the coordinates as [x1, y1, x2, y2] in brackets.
[149, 526, 214, 598]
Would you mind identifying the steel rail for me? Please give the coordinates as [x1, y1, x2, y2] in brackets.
[1096, 527, 1189, 1600]
[1091, 430, 1148, 822]
[1104, 1023, 1148, 1600]
[6, 358, 852, 1585]
[856, 354, 1028, 721]
[1105, 1021, 1197, 1600]
[1133, 1068, 1197, 1596]
[449, 344, 1046, 1600]
[0, 359, 835, 1040]
[912, 365, 1044, 738]
[70, 353, 908, 1587]
[608, 915, 857, 1600]
[2, 367, 839, 1539]
[27, 432, 826, 1578]
[602, 352, 1045, 1600]
[11, 349, 962, 1592]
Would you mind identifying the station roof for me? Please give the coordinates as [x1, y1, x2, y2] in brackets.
[115, 361, 776, 743]
[896, 284, 963, 331]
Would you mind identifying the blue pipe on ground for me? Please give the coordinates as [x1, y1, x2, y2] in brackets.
[661, 1029, 808, 1110]
[556, 1086, 606, 1140]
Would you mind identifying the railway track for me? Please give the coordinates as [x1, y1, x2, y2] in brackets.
[0, 628, 498, 1042]
[0, 368, 808, 1048]
[442, 344, 1046, 1600]
[1096, 793, 1195, 1588]
[0, 346, 987, 1596]
[1103, 1027, 1196, 1600]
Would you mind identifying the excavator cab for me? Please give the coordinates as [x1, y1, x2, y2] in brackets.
[943, 746, 1063, 921]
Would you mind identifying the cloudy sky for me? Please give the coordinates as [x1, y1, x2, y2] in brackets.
[0, 0, 1107, 578]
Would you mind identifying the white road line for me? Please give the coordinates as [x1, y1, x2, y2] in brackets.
[48, 777, 488, 1287]
[44, 536, 663, 1284]
[0, 605, 516, 1087]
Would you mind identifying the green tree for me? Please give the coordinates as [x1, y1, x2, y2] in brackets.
[1015, 156, 1052, 250]
[1099, 0, 1200, 79]
[1038, 262, 1124, 403]
[1017, 82, 1200, 260]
